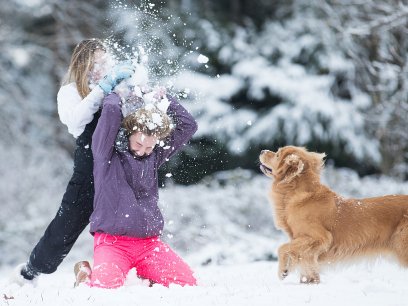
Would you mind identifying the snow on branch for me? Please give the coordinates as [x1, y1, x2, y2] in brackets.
[347, 4, 408, 35]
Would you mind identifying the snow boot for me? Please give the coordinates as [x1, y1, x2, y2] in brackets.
[9, 263, 39, 286]
[74, 261, 92, 287]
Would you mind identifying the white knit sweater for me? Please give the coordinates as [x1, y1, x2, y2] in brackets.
[57, 83, 105, 138]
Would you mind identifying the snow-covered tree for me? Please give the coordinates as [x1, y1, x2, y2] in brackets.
[113, 0, 382, 181]
[0, 0, 110, 265]
[112, 0, 407, 180]
[318, 0, 408, 178]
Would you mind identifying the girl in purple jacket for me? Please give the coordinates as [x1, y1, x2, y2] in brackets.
[77, 91, 198, 288]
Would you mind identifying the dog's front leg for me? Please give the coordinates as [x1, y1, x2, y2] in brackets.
[297, 229, 333, 284]
[299, 267, 320, 284]
[277, 243, 298, 280]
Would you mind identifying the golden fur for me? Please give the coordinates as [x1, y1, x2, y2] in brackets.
[259, 146, 408, 284]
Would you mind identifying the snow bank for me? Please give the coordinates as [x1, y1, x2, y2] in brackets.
[1, 261, 407, 306]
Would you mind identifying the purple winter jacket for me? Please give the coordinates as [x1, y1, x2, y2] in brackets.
[89, 93, 197, 238]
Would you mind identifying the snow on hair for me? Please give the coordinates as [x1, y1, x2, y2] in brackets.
[122, 108, 173, 140]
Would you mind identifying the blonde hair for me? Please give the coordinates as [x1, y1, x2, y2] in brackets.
[62, 38, 106, 98]
[122, 108, 172, 140]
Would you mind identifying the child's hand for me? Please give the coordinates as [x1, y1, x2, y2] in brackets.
[98, 61, 135, 94]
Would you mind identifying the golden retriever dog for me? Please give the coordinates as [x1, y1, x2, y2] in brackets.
[259, 146, 408, 284]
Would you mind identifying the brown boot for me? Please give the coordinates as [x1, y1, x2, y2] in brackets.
[74, 261, 92, 287]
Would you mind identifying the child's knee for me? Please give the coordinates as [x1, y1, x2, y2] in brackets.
[91, 262, 126, 289]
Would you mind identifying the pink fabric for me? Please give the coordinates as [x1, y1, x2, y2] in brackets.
[89, 233, 197, 289]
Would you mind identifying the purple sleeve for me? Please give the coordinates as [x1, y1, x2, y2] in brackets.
[92, 93, 122, 161]
[156, 96, 198, 166]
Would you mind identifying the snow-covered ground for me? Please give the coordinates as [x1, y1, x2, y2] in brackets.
[1, 167, 408, 305]
[1, 260, 407, 306]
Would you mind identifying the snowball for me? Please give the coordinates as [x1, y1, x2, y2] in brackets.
[128, 63, 149, 87]
[147, 122, 156, 130]
[132, 86, 143, 98]
[197, 54, 209, 64]
[152, 113, 163, 126]
[143, 92, 156, 104]
[156, 97, 170, 112]
[144, 103, 155, 111]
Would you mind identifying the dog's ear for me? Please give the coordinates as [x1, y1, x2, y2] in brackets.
[279, 154, 304, 184]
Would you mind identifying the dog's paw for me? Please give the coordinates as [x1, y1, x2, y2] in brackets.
[278, 269, 289, 280]
[300, 274, 320, 284]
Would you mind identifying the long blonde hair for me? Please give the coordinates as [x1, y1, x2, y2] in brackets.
[62, 38, 106, 99]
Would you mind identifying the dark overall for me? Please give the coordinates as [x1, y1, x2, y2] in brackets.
[27, 112, 100, 275]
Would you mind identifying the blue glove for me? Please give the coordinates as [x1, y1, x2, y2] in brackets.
[98, 61, 135, 94]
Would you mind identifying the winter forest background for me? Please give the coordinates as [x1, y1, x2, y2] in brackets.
[1, 0, 408, 269]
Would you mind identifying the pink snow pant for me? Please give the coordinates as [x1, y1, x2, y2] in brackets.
[90, 233, 196, 289]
